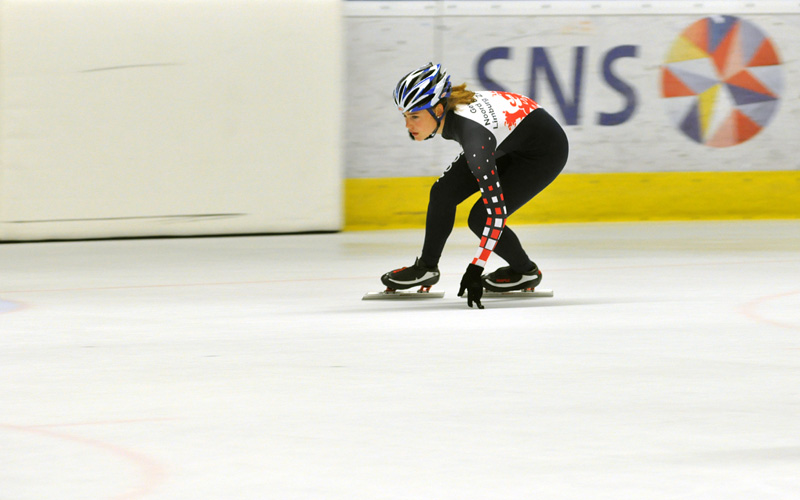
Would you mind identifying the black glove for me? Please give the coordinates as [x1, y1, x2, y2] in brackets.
[458, 263, 485, 309]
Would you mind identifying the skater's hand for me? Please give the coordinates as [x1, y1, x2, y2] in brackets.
[458, 264, 484, 309]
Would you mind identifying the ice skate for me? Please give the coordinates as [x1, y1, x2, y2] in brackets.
[363, 258, 443, 300]
[380, 257, 440, 290]
[481, 263, 552, 298]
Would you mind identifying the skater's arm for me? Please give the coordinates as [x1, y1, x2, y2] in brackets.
[455, 118, 507, 268]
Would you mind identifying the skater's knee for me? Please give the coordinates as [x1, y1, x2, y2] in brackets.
[428, 180, 457, 209]
[467, 205, 485, 236]
[428, 179, 446, 201]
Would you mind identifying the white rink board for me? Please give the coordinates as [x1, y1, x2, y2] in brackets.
[0, 0, 343, 240]
[344, 1, 800, 178]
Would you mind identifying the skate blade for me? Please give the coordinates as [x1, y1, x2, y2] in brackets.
[363, 288, 445, 300]
[482, 288, 553, 299]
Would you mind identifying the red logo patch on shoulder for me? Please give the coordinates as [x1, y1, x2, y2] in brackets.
[492, 92, 539, 129]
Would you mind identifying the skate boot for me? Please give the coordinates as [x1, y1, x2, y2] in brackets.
[381, 257, 440, 291]
[482, 263, 542, 292]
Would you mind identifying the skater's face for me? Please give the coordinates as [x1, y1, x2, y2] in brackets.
[403, 104, 444, 141]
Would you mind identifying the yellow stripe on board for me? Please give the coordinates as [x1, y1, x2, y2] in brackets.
[344, 171, 800, 231]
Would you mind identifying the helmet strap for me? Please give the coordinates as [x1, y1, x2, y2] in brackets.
[423, 104, 445, 141]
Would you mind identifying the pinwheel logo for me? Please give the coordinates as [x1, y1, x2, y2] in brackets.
[661, 16, 782, 147]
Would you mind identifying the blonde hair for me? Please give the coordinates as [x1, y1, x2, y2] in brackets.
[445, 83, 477, 110]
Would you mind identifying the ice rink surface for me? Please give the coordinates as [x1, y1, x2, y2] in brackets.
[1, 220, 799, 500]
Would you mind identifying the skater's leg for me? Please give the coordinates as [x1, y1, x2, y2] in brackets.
[467, 150, 567, 272]
[468, 203, 533, 272]
[420, 153, 480, 267]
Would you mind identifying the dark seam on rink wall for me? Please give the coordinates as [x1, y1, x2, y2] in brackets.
[5, 214, 247, 224]
[80, 63, 182, 73]
[0, 231, 339, 244]
[0, 214, 343, 243]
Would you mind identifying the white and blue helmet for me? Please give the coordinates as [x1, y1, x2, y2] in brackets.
[393, 63, 452, 113]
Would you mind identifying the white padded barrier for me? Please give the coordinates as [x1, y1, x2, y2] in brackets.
[0, 0, 343, 240]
